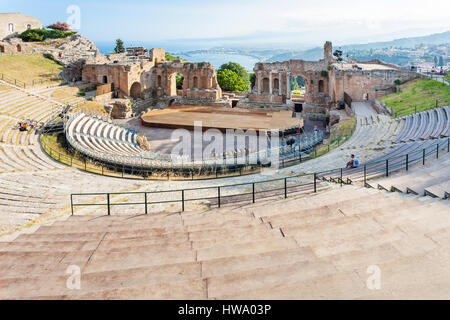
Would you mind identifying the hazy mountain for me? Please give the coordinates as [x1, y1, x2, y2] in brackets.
[266, 30, 450, 62]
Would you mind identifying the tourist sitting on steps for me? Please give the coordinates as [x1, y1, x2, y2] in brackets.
[346, 154, 359, 169]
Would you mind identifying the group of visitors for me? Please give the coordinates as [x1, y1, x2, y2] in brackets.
[17, 120, 37, 132]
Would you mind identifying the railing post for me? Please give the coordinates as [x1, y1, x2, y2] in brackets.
[448, 138, 450, 153]
[406, 154, 409, 171]
[313, 173, 317, 193]
[423, 148, 426, 165]
[181, 190, 184, 212]
[437, 143, 439, 159]
[386, 159, 389, 177]
[340, 168, 343, 187]
[107, 193, 110, 216]
[284, 178, 287, 198]
[252, 183, 255, 203]
[364, 164, 367, 186]
[144, 192, 148, 214]
[70, 194, 74, 215]
[217, 187, 221, 208]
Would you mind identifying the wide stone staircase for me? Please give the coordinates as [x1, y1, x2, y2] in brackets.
[373, 152, 450, 199]
[1, 185, 449, 300]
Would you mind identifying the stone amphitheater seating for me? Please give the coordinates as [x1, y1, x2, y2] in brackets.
[0, 88, 60, 123]
[0, 81, 449, 300]
[0, 85, 68, 174]
[30, 86, 86, 106]
[393, 107, 450, 144]
[374, 152, 450, 198]
[1, 185, 449, 299]
[67, 113, 141, 158]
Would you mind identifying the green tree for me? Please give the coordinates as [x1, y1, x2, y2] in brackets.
[249, 73, 256, 89]
[219, 62, 250, 90]
[217, 69, 247, 92]
[114, 39, 125, 54]
[176, 73, 184, 90]
[165, 52, 186, 62]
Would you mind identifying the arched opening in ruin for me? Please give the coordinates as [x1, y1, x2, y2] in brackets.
[262, 78, 270, 93]
[290, 75, 307, 97]
[16, 44, 21, 53]
[103, 75, 108, 84]
[273, 77, 279, 94]
[318, 80, 324, 93]
[8, 23, 14, 33]
[168, 72, 184, 96]
[130, 82, 142, 99]
[0, 45, 4, 53]
[193, 76, 198, 89]
[157, 75, 162, 87]
[290, 75, 307, 109]
[27, 24, 31, 30]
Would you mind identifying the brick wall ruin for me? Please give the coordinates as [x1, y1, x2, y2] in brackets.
[82, 48, 222, 102]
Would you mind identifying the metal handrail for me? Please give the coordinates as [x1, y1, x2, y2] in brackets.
[70, 137, 450, 215]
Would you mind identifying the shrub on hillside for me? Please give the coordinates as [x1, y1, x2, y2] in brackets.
[19, 28, 77, 42]
[48, 22, 71, 31]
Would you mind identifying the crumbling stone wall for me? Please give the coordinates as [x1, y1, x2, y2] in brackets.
[0, 38, 33, 54]
[108, 99, 132, 119]
[250, 41, 418, 108]
[82, 48, 223, 102]
[250, 42, 332, 106]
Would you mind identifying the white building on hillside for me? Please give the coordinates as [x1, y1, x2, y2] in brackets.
[0, 13, 42, 40]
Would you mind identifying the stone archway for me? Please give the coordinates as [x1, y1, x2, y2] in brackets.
[0, 45, 4, 53]
[273, 78, 279, 93]
[16, 44, 21, 53]
[262, 78, 270, 93]
[130, 82, 142, 99]
[318, 80, 324, 93]
[193, 76, 198, 88]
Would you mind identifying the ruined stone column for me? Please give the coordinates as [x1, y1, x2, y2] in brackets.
[286, 72, 291, 99]
[278, 72, 282, 96]
[269, 72, 273, 95]
[257, 71, 262, 94]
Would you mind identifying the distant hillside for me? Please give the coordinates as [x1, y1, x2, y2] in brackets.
[344, 30, 450, 50]
[266, 30, 450, 62]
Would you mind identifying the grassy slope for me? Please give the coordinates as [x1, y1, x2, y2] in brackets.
[380, 78, 450, 117]
[0, 53, 64, 84]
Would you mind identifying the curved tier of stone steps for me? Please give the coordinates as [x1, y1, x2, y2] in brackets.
[394, 107, 450, 144]
[67, 113, 141, 157]
[0, 88, 60, 123]
[1, 185, 449, 299]
[29, 86, 86, 106]
[373, 152, 450, 199]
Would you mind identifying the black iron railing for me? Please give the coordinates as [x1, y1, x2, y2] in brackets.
[70, 138, 450, 215]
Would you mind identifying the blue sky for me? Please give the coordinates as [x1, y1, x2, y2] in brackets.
[2, 0, 450, 49]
